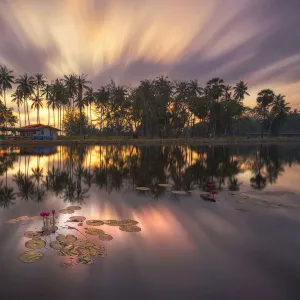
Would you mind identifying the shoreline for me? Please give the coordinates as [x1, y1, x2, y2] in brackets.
[1, 137, 300, 147]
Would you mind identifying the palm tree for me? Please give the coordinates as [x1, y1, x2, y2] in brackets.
[0, 65, 14, 133]
[15, 74, 35, 126]
[256, 89, 275, 138]
[31, 93, 44, 123]
[11, 89, 24, 128]
[43, 84, 52, 125]
[32, 74, 46, 123]
[84, 87, 95, 125]
[63, 74, 77, 108]
[75, 74, 91, 136]
[233, 81, 249, 101]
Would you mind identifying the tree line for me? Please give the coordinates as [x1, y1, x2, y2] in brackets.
[0, 64, 297, 137]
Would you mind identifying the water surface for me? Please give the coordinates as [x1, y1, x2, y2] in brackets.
[1, 144, 300, 299]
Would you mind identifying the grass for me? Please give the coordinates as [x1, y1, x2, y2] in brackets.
[1, 136, 300, 146]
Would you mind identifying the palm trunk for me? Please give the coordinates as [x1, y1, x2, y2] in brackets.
[53, 107, 55, 127]
[80, 106, 83, 136]
[4, 89, 7, 135]
[24, 101, 27, 126]
[18, 104, 21, 128]
[90, 104, 92, 127]
[48, 106, 50, 125]
[26, 97, 30, 125]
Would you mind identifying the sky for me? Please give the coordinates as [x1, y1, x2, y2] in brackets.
[0, 0, 300, 124]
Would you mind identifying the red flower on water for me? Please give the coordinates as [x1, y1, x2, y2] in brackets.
[211, 190, 217, 195]
[40, 212, 44, 217]
[46, 212, 50, 217]
[52, 210, 55, 214]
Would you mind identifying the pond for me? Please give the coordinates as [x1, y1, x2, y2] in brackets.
[1, 144, 300, 299]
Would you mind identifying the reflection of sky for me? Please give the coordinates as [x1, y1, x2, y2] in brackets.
[1, 146, 300, 298]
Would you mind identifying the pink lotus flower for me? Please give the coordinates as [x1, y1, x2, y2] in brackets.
[211, 190, 217, 195]
[52, 210, 55, 214]
[40, 212, 44, 217]
[46, 212, 50, 217]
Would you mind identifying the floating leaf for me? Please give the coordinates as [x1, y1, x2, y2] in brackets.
[119, 225, 141, 232]
[25, 238, 46, 250]
[78, 222, 83, 226]
[67, 206, 82, 210]
[24, 231, 42, 239]
[121, 219, 139, 226]
[5, 218, 19, 224]
[77, 254, 92, 264]
[59, 209, 74, 214]
[17, 216, 31, 221]
[86, 220, 104, 226]
[85, 228, 105, 235]
[31, 216, 43, 220]
[69, 216, 86, 222]
[104, 220, 123, 226]
[62, 244, 79, 256]
[99, 234, 113, 241]
[50, 240, 64, 250]
[171, 190, 187, 195]
[73, 239, 95, 247]
[158, 184, 172, 187]
[56, 234, 77, 244]
[19, 250, 44, 263]
[136, 187, 151, 191]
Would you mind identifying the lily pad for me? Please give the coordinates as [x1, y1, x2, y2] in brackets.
[17, 216, 31, 221]
[78, 222, 83, 226]
[59, 209, 74, 214]
[119, 225, 141, 232]
[56, 234, 77, 244]
[62, 244, 79, 256]
[85, 228, 105, 235]
[67, 206, 82, 210]
[104, 220, 123, 226]
[86, 220, 104, 226]
[19, 250, 44, 263]
[121, 219, 139, 225]
[77, 254, 92, 264]
[69, 216, 86, 222]
[5, 218, 19, 224]
[171, 190, 187, 195]
[24, 231, 42, 239]
[73, 239, 95, 247]
[158, 184, 172, 187]
[136, 187, 151, 191]
[25, 238, 46, 250]
[99, 234, 113, 241]
[31, 216, 43, 220]
[50, 240, 64, 250]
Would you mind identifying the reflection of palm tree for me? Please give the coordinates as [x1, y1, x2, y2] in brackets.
[32, 166, 46, 203]
[13, 171, 35, 201]
[250, 173, 267, 190]
[227, 177, 242, 191]
[0, 181, 16, 209]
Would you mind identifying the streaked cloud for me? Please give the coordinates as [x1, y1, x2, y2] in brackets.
[0, 0, 299, 124]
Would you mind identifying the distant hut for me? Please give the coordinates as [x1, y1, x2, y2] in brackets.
[16, 124, 60, 140]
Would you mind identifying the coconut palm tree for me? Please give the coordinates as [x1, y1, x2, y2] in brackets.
[32, 74, 46, 123]
[0, 65, 14, 133]
[63, 74, 77, 108]
[15, 74, 35, 126]
[42, 84, 52, 125]
[75, 74, 91, 136]
[256, 89, 275, 138]
[233, 81, 249, 101]
[11, 89, 24, 128]
[84, 87, 95, 125]
[31, 93, 44, 123]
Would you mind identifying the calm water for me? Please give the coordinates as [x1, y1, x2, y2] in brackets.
[1, 144, 300, 299]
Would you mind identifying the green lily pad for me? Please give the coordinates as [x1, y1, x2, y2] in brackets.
[6, 218, 19, 224]
[17, 216, 31, 221]
[85, 228, 105, 235]
[171, 190, 187, 195]
[99, 234, 113, 241]
[19, 250, 44, 263]
[62, 244, 79, 256]
[78, 222, 83, 226]
[119, 225, 141, 232]
[104, 220, 123, 226]
[86, 220, 104, 226]
[25, 238, 46, 249]
[158, 184, 172, 187]
[31, 216, 43, 220]
[121, 219, 139, 225]
[50, 240, 64, 250]
[73, 239, 95, 247]
[56, 234, 77, 244]
[77, 254, 92, 264]
[69, 216, 86, 222]
[24, 231, 42, 239]
[59, 209, 74, 214]
[67, 206, 82, 210]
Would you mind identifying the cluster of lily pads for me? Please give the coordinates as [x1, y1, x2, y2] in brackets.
[5, 205, 141, 267]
